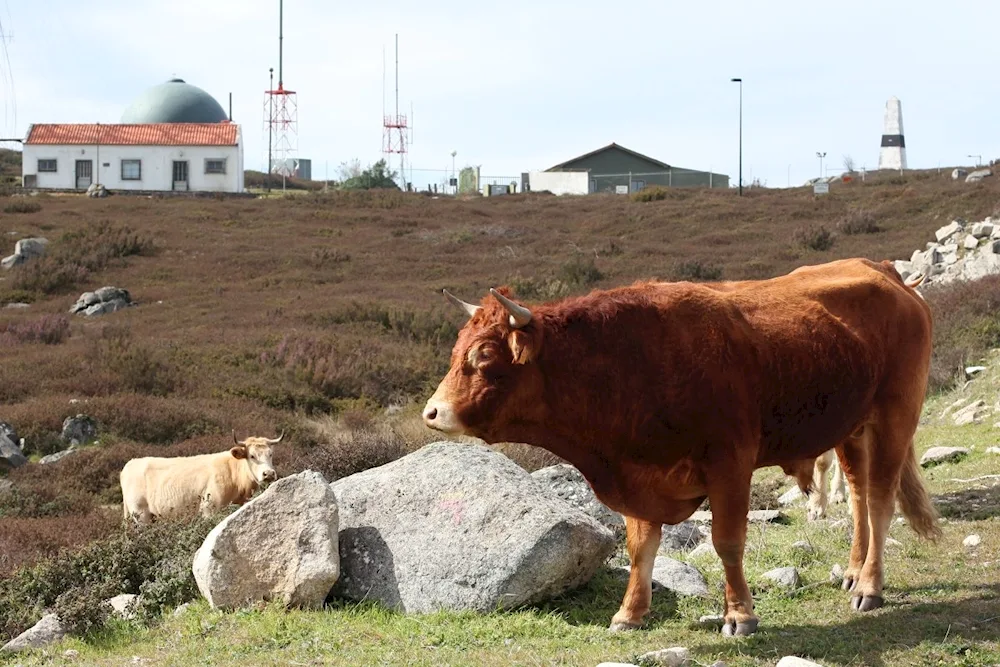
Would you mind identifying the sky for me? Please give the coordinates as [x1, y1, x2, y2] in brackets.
[1, 0, 998, 189]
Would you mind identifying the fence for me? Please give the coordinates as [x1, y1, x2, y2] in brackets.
[589, 168, 729, 194]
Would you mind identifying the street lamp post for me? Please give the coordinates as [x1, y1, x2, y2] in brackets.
[968, 154, 982, 168]
[451, 150, 457, 194]
[816, 151, 826, 179]
[731, 78, 742, 196]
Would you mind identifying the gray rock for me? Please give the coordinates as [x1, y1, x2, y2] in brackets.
[761, 566, 800, 589]
[776, 658, 825, 667]
[652, 556, 710, 597]
[172, 602, 191, 617]
[698, 614, 724, 628]
[330, 441, 616, 613]
[38, 449, 77, 465]
[0, 432, 26, 470]
[778, 486, 803, 505]
[791, 540, 814, 553]
[688, 542, 717, 559]
[952, 168, 968, 180]
[106, 593, 140, 620]
[637, 647, 691, 666]
[0, 478, 12, 493]
[14, 237, 48, 260]
[953, 400, 987, 426]
[986, 446, 1000, 455]
[688, 509, 785, 524]
[193, 469, 341, 611]
[935, 220, 963, 242]
[972, 222, 994, 238]
[964, 234, 980, 250]
[4, 302, 30, 309]
[829, 563, 844, 584]
[69, 286, 134, 316]
[966, 168, 993, 183]
[963, 534, 981, 548]
[61, 414, 97, 446]
[0, 613, 66, 652]
[920, 446, 970, 467]
[660, 521, 703, 552]
[530, 463, 624, 536]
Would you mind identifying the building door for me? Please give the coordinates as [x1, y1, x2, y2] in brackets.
[172, 161, 189, 191]
[75, 160, 93, 190]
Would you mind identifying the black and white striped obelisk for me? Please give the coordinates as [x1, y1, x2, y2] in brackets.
[877, 96, 907, 171]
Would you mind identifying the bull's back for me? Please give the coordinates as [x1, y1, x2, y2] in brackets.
[132, 454, 219, 517]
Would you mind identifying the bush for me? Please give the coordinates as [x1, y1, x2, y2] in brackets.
[631, 186, 669, 202]
[672, 260, 723, 282]
[793, 224, 835, 251]
[923, 274, 1000, 392]
[89, 325, 180, 397]
[3, 200, 41, 214]
[0, 515, 218, 641]
[836, 209, 882, 235]
[0, 314, 71, 345]
[558, 254, 604, 288]
[507, 273, 571, 301]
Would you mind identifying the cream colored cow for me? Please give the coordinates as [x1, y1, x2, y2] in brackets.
[806, 448, 850, 521]
[120, 431, 283, 525]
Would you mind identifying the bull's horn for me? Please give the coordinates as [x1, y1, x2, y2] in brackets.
[490, 288, 532, 328]
[266, 429, 285, 444]
[443, 289, 481, 318]
[232, 429, 239, 445]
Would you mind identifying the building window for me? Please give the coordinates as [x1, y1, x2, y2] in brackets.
[121, 159, 141, 180]
[630, 179, 646, 192]
[205, 158, 226, 174]
[37, 159, 57, 172]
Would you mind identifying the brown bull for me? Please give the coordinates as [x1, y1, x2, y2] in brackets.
[423, 257, 940, 636]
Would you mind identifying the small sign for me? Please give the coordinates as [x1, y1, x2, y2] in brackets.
[615, 185, 629, 195]
[813, 182, 830, 195]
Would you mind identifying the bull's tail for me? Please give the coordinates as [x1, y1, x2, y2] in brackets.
[897, 441, 942, 541]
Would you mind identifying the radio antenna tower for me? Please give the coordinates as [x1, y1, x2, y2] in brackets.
[382, 33, 411, 190]
[263, 0, 297, 191]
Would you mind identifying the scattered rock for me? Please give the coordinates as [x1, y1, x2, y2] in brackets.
[972, 222, 994, 238]
[0, 613, 66, 653]
[687, 509, 785, 524]
[642, 556, 710, 598]
[791, 540, 814, 553]
[776, 658, 825, 667]
[952, 168, 968, 181]
[935, 220, 963, 243]
[885, 537, 902, 547]
[64, 649, 80, 658]
[963, 534, 981, 548]
[829, 563, 845, 585]
[62, 414, 98, 447]
[953, 400, 988, 426]
[0, 478, 12, 493]
[761, 566, 800, 589]
[38, 449, 78, 465]
[688, 542, 718, 560]
[778, 486, 803, 505]
[330, 441, 617, 613]
[0, 428, 26, 470]
[966, 168, 993, 183]
[637, 647, 691, 666]
[920, 446, 970, 467]
[698, 614, 725, 628]
[964, 234, 980, 250]
[1, 236, 49, 271]
[965, 366, 987, 376]
[830, 518, 850, 530]
[172, 603, 191, 617]
[69, 286, 135, 316]
[986, 446, 1000, 455]
[86, 182, 109, 198]
[530, 463, 624, 536]
[660, 521, 704, 552]
[193, 469, 341, 611]
[106, 593, 140, 620]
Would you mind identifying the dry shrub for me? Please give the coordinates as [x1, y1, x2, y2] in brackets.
[835, 208, 882, 235]
[558, 254, 604, 288]
[2, 200, 41, 214]
[0, 511, 119, 574]
[507, 273, 571, 301]
[922, 274, 1000, 392]
[0, 313, 71, 346]
[672, 259, 723, 282]
[306, 302, 460, 347]
[8, 220, 155, 296]
[793, 224, 835, 251]
[492, 442, 565, 472]
[85, 325, 180, 397]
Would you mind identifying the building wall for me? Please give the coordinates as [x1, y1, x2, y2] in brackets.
[553, 147, 728, 191]
[22, 140, 243, 192]
[528, 171, 589, 195]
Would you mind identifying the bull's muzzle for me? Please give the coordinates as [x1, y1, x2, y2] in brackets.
[261, 469, 277, 483]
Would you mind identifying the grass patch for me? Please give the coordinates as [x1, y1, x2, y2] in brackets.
[2, 200, 41, 214]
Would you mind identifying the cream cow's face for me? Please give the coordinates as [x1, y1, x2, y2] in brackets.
[230, 432, 282, 484]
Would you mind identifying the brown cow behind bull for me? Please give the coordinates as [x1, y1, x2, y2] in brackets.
[423, 257, 939, 637]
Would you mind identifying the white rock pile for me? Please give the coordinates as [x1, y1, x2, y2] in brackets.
[894, 217, 1000, 287]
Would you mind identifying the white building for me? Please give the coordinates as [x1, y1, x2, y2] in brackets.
[21, 122, 244, 193]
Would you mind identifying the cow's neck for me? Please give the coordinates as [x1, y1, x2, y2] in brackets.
[228, 456, 259, 502]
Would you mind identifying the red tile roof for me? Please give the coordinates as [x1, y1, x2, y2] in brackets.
[25, 123, 239, 146]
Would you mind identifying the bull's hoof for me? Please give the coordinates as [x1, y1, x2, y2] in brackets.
[841, 576, 857, 592]
[721, 618, 759, 637]
[608, 620, 643, 632]
[851, 594, 884, 612]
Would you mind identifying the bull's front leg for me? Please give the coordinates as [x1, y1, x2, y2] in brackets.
[707, 472, 758, 637]
[609, 516, 662, 631]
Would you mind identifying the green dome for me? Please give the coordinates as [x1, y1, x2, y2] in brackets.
[121, 78, 228, 124]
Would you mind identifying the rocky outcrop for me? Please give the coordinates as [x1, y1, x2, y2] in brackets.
[894, 217, 1000, 288]
[193, 470, 341, 611]
[330, 441, 617, 613]
[69, 286, 135, 316]
[530, 463, 624, 536]
[0, 614, 66, 653]
[0, 423, 26, 470]
[1, 237, 49, 271]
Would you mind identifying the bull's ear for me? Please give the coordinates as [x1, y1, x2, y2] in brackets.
[508, 329, 537, 365]
[230, 446, 247, 459]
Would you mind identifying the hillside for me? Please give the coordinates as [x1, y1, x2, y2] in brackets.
[1, 172, 1000, 665]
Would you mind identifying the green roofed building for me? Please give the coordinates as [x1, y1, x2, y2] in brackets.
[121, 78, 229, 124]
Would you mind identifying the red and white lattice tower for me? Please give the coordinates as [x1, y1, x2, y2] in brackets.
[382, 33, 409, 190]
[263, 0, 297, 184]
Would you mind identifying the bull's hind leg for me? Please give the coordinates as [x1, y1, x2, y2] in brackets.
[807, 449, 835, 521]
[837, 434, 870, 594]
[707, 470, 757, 637]
[610, 517, 662, 631]
[850, 408, 915, 612]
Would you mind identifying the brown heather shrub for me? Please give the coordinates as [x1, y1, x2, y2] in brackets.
[672, 259, 723, 282]
[0, 314, 71, 345]
[86, 325, 180, 397]
[8, 220, 155, 297]
[0, 512, 119, 574]
[835, 208, 882, 235]
[922, 274, 1000, 392]
[2, 200, 41, 214]
[793, 224, 835, 251]
[492, 442, 565, 472]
